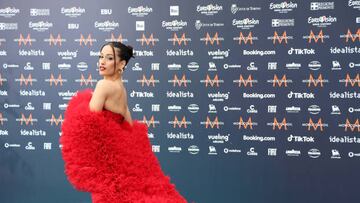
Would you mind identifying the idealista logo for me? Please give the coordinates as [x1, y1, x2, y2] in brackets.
[269, 1, 297, 13]
[231, 4, 261, 14]
[234, 116, 258, 130]
[303, 29, 329, 43]
[105, 33, 128, 43]
[268, 74, 293, 87]
[200, 74, 224, 87]
[200, 32, 224, 45]
[44, 34, 66, 46]
[142, 115, 159, 128]
[339, 118, 360, 132]
[95, 20, 119, 32]
[75, 74, 97, 86]
[45, 73, 67, 86]
[267, 117, 292, 130]
[349, 0, 360, 10]
[16, 113, 38, 125]
[45, 114, 64, 126]
[168, 74, 191, 87]
[233, 31, 258, 45]
[128, 6, 153, 17]
[232, 18, 259, 29]
[137, 74, 159, 87]
[74, 34, 97, 46]
[29, 21, 53, 32]
[162, 20, 187, 31]
[168, 115, 191, 128]
[302, 118, 328, 131]
[197, 4, 223, 16]
[194, 20, 224, 30]
[267, 31, 293, 45]
[15, 73, 37, 86]
[30, 8, 50, 16]
[308, 16, 337, 28]
[302, 73, 329, 87]
[168, 33, 191, 46]
[200, 116, 224, 129]
[14, 34, 36, 46]
[136, 33, 159, 46]
[340, 28, 360, 43]
[0, 7, 19, 18]
[233, 74, 257, 87]
[61, 7, 85, 17]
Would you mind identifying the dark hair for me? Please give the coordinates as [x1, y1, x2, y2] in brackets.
[100, 42, 135, 70]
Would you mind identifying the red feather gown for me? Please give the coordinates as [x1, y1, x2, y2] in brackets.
[60, 89, 187, 203]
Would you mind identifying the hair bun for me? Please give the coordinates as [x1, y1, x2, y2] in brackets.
[127, 45, 135, 58]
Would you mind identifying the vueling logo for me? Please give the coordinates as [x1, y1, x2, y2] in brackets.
[168, 74, 190, 87]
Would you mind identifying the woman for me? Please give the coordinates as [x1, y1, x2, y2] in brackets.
[60, 42, 187, 203]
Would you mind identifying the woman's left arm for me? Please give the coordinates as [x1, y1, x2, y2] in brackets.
[89, 80, 108, 112]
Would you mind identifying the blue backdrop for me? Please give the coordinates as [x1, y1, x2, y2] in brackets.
[0, 0, 360, 202]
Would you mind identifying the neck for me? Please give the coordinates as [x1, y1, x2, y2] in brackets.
[104, 74, 122, 82]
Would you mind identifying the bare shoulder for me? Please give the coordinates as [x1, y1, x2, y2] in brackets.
[95, 79, 112, 94]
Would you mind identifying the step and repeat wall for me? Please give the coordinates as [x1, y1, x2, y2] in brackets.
[0, 0, 359, 202]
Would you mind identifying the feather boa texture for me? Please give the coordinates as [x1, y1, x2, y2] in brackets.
[60, 89, 187, 203]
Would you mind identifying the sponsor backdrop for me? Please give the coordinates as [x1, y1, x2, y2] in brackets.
[0, 0, 359, 202]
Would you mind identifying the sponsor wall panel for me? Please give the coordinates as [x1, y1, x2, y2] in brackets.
[0, 0, 359, 202]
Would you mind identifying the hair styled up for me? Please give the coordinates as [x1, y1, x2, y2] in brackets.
[100, 42, 135, 71]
